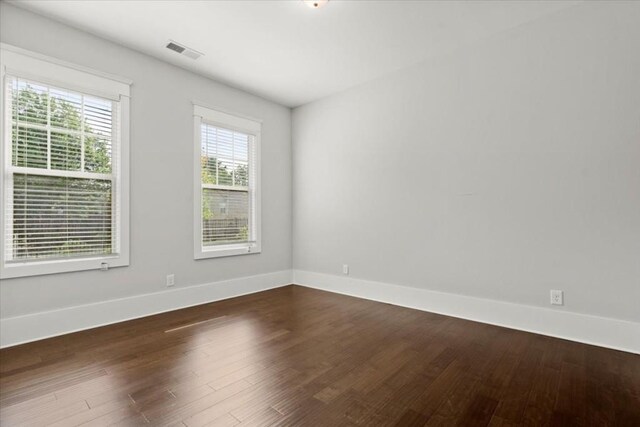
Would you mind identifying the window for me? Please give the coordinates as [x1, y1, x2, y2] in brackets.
[193, 105, 260, 259]
[1, 45, 130, 278]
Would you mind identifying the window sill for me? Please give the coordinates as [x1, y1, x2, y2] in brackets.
[195, 243, 261, 260]
[0, 255, 129, 279]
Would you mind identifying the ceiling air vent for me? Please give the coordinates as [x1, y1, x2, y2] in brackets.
[166, 40, 203, 60]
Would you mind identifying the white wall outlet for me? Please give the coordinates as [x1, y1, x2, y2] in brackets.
[343, 264, 349, 275]
[166, 274, 175, 287]
[550, 290, 563, 306]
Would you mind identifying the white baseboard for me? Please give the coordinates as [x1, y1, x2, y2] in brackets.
[3, 269, 637, 354]
[0, 270, 292, 348]
[293, 270, 640, 354]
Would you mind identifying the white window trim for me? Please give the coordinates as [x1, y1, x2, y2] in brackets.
[193, 104, 261, 260]
[0, 44, 131, 279]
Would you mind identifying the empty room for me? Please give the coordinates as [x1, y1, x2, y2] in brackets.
[0, 0, 638, 425]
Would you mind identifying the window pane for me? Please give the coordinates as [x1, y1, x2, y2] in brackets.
[217, 160, 233, 186]
[12, 125, 48, 168]
[14, 80, 48, 126]
[11, 174, 113, 261]
[50, 131, 81, 171]
[49, 87, 82, 132]
[85, 136, 113, 173]
[84, 96, 113, 138]
[202, 189, 249, 246]
[234, 162, 249, 187]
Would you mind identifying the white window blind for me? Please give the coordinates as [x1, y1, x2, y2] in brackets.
[4, 77, 120, 262]
[194, 106, 260, 259]
[1, 45, 130, 278]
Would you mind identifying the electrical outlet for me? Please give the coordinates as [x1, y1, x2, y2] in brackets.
[343, 264, 349, 275]
[550, 290, 563, 306]
[166, 274, 175, 287]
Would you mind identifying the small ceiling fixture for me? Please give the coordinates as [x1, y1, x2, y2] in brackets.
[304, 0, 329, 9]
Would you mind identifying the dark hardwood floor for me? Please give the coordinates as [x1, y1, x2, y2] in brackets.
[0, 285, 638, 426]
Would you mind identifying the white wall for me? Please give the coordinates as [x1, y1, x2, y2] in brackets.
[0, 3, 292, 318]
[293, 1, 640, 323]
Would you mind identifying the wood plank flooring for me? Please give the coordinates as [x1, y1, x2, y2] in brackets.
[1, 285, 638, 426]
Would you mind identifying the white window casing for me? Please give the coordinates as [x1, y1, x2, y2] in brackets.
[0, 44, 131, 278]
[193, 104, 261, 259]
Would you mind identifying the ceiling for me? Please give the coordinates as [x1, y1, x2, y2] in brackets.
[10, 0, 579, 107]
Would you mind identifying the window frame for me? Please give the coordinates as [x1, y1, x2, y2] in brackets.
[0, 44, 131, 279]
[193, 104, 261, 260]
